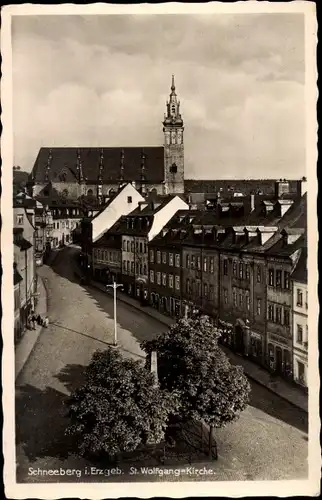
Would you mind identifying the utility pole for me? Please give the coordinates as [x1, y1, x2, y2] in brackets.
[106, 281, 123, 346]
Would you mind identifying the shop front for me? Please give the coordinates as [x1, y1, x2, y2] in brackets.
[233, 319, 250, 356]
[267, 339, 293, 379]
[249, 331, 264, 364]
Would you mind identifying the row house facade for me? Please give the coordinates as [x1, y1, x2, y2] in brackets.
[119, 195, 188, 301]
[291, 249, 308, 387]
[13, 200, 37, 343]
[92, 224, 122, 285]
[148, 228, 184, 317]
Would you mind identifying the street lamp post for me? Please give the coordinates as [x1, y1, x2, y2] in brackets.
[106, 281, 123, 346]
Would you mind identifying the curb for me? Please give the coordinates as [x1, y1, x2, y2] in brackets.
[15, 275, 48, 381]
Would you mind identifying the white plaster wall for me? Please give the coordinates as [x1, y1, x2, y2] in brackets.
[148, 196, 189, 242]
[92, 183, 145, 243]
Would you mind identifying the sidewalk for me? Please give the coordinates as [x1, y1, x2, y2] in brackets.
[75, 267, 308, 413]
[15, 274, 48, 380]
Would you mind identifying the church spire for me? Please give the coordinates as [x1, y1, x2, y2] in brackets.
[171, 74, 176, 94]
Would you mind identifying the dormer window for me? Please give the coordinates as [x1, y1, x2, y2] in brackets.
[170, 163, 177, 173]
[127, 196, 132, 203]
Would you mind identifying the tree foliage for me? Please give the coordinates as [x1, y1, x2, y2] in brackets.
[141, 315, 251, 429]
[65, 348, 179, 457]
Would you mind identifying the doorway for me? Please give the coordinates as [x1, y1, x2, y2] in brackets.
[275, 347, 283, 374]
[235, 325, 244, 353]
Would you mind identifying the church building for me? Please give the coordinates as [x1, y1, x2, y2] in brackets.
[29, 76, 185, 202]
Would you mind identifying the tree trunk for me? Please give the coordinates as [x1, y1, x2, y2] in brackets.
[208, 425, 213, 459]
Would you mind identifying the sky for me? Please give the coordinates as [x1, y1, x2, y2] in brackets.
[12, 13, 305, 179]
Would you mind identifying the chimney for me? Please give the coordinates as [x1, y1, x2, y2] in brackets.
[250, 193, 255, 212]
[275, 179, 290, 198]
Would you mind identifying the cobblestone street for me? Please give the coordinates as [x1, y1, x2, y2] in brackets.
[16, 247, 308, 482]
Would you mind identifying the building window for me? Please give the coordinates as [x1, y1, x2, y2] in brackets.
[209, 285, 214, 300]
[203, 257, 208, 273]
[169, 274, 174, 288]
[275, 306, 282, 324]
[123, 260, 126, 272]
[140, 242, 143, 253]
[257, 298, 262, 316]
[245, 291, 250, 311]
[191, 280, 196, 295]
[209, 257, 214, 273]
[127, 261, 130, 272]
[143, 264, 147, 275]
[131, 242, 134, 252]
[233, 287, 237, 307]
[157, 272, 161, 285]
[232, 261, 237, 277]
[162, 252, 167, 264]
[223, 259, 228, 275]
[284, 309, 290, 326]
[284, 271, 290, 289]
[224, 288, 228, 304]
[186, 254, 190, 268]
[268, 304, 274, 321]
[175, 254, 180, 267]
[246, 264, 250, 280]
[127, 196, 132, 203]
[66, 220, 70, 229]
[169, 253, 174, 266]
[175, 275, 180, 291]
[16, 214, 24, 225]
[150, 249, 154, 263]
[136, 262, 139, 274]
[162, 273, 167, 286]
[196, 256, 201, 270]
[127, 241, 130, 252]
[204, 283, 208, 298]
[191, 255, 195, 269]
[123, 241, 126, 251]
[131, 262, 134, 273]
[150, 270, 154, 283]
[144, 243, 147, 253]
[157, 251, 161, 264]
[268, 268, 274, 286]
[57, 222, 59, 230]
[62, 221, 65, 229]
[186, 278, 190, 294]
[139, 264, 143, 275]
[136, 241, 139, 252]
[297, 324, 303, 343]
[297, 289, 303, 307]
[239, 263, 244, 279]
[276, 270, 282, 288]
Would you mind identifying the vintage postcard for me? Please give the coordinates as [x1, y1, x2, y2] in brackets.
[1, 1, 320, 498]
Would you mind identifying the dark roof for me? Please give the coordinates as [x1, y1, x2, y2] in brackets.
[265, 233, 306, 257]
[92, 229, 122, 249]
[32, 147, 165, 184]
[291, 248, 307, 283]
[184, 179, 301, 195]
[14, 236, 33, 251]
[14, 265, 23, 285]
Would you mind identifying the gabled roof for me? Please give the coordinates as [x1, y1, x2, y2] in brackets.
[32, 147, 165, 184]
[291, 248, 307, 283]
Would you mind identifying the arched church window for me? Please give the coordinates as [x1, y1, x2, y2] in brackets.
[170, 163, 177, 174]
[172, 106, 176, 114]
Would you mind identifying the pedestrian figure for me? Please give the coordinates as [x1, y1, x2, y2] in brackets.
[43, 316, 49, 328]
[36, 314, 42, 325]
[31, 311, 37, 330]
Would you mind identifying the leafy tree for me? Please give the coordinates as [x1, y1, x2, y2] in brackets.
[65, 347, 179, 458]
[141, 315, 251, 457]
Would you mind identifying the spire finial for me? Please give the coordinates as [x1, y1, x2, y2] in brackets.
[171, 74, 175, 92]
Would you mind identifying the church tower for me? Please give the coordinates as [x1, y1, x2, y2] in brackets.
[163, 75, 184, 194]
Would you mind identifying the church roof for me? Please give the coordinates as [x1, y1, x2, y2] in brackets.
[31, 147, 165, 184]
[184, 179, 301, 195]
